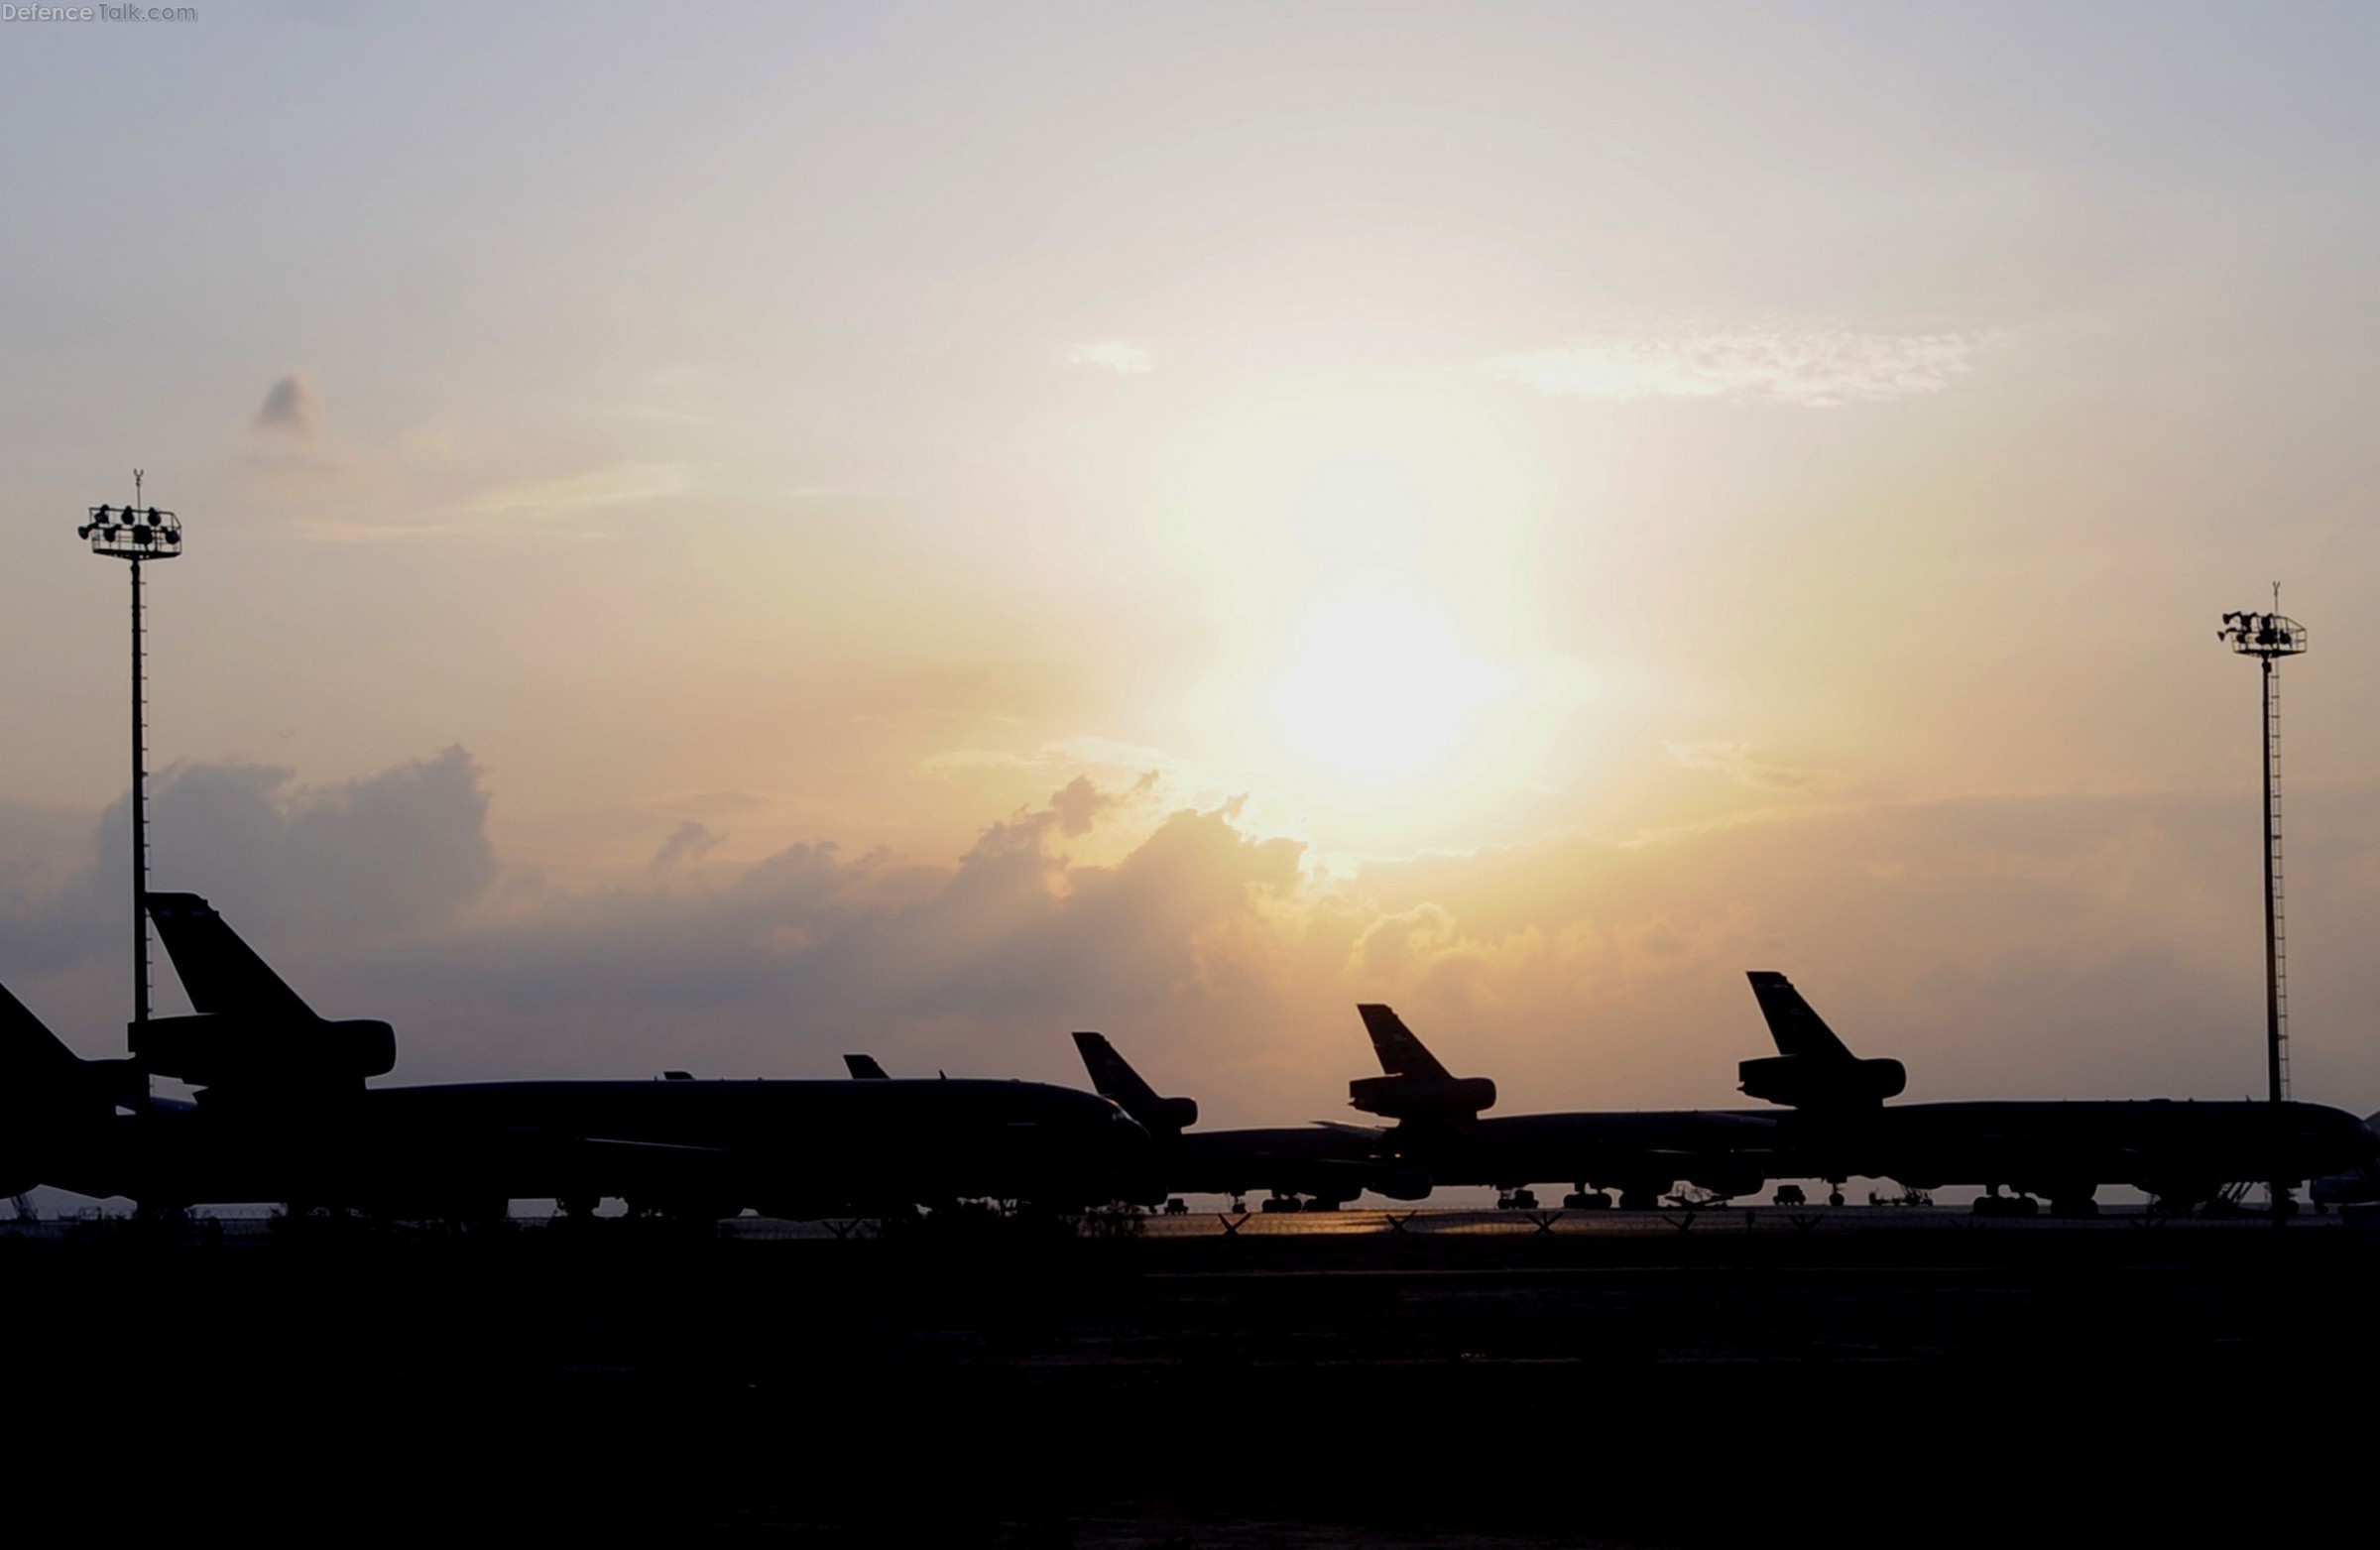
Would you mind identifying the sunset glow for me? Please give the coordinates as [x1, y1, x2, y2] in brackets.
[1266, 585, 1512, 792]
[4, 5, 2379, 1127]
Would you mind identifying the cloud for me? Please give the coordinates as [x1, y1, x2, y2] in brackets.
[650, 820, 724, 873]
[10, 748, 2378, 1135]
[1488, 327, 2008, 408]
[466, 463, 688, 515]
[1060, 340, 1154, 376]
[253, 372, 325, 438]
[0, 748, 495, 994]
[1047, 775, 1110, 837]
[1665, 741, 1830, 792]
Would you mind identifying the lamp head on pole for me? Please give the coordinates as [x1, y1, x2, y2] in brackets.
[2217, 610, 2306, 661]
[78, 502, 182, 562]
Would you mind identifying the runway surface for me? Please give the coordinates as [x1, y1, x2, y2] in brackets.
[13, 1207, 2375, 1544]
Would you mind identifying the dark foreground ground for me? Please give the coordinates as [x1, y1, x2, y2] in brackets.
[11, 1208, 2374, 1545]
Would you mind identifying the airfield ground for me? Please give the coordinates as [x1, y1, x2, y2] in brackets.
[11, 1207, 2372, 1545]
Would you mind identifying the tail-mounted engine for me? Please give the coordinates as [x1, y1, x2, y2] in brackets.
[1737, 1052, 1905, 1109]
[132, 1013, 396, 1092]
[1348, 1073, 1497, 1121]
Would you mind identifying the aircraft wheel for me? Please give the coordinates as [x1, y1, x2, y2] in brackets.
[1828, 1190, 1844, 1207]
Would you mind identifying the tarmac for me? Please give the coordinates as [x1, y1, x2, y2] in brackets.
[12, 1206, 2374, 1544]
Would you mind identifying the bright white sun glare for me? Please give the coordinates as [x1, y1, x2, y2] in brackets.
[1267, 585, 1511, 788]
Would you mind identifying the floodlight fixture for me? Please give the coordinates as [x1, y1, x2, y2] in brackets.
[2217, 610, 2306, 661]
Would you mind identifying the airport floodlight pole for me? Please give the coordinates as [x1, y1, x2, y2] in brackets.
[2216, 597, 2307, 1111]
[76, 471, 182, 1030]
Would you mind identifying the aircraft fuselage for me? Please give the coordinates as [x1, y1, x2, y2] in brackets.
[34, 1077, 1150, 1218]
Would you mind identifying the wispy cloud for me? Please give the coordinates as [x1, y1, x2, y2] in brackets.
[254, 371, 327, 438]
[1488, 327, 2007, 408]
[466, 463, 688, 515]
[244, 369, 351, 482]
[287, 519, 462, 545]
[1666, 740, 1829, 792]
[649, 819, 724, 874]
[1060, 340, 1154, 376]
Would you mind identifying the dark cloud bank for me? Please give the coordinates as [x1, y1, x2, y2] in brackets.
[5, 751, 2377, 1123]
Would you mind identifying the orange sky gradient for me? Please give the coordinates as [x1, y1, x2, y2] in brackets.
[6, 5, 2380, 1125]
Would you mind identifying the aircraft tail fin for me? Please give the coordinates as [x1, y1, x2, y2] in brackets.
[0, 982, 85, 1196]
[1738, 972, 1906, 1108]
[0, 981, 82, 1088]
[0, 980, 136, 1196]
[146, 893, 315, 1019]
[136, 894, 395, 1092]
[1745, 971, 1853, 1059]
[1071, 1031, 1197, 1133]
[1356, 1004, 1453, 1080]
[843, 1054, 891, 1080]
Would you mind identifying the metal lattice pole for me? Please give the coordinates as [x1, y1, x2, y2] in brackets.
[2262, 656, 2289, 1104]
[2219, 600, 2308, 1219]
[130, 550, 149, 1025]
[2219, 602, 2306, 1110]
[77, 473, 182, 1035]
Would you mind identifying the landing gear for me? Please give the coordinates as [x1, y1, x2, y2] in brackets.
[1771, 1184, 1807, 1207]
[1827, 1185, 1845, 1208]
[1259, 1192, 1298, 1213]
[1162, 1197, 1189, 1216]
[1495, 1189, 1539, 1211]
[1563, 1188, 1611, 1210]
[1973, 1185, 2039, 1217]
[626, 1195, 732, 1227]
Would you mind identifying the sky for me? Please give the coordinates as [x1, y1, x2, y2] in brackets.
[4, 3, 2380, 1132]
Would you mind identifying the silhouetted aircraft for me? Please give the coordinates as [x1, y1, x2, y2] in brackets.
[0, 981, 145, 1201]
[1071, 1030, 1425, 1209]
[1348, 1006, 1780, 1209]
[0, 894, 1148, 1219]
[1736, 972, 2379, 1212]
[2311, 1129, 2380, 1206]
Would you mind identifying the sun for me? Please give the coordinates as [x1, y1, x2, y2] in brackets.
[1266, 585, 1510, 789]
